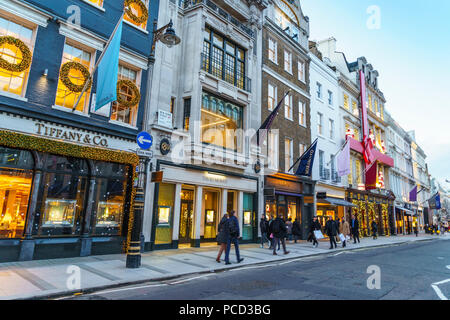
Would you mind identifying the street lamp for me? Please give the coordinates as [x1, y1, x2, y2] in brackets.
[126, 19, 181, 269]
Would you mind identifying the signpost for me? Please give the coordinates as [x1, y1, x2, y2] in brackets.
[136, 131, 153, 150]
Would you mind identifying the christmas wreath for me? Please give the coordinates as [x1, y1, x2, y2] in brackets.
[0, 36, 32, 73]
[117, 79, 141, 107]
[124, 0, 149, 25]
[60, 61, 92, 93]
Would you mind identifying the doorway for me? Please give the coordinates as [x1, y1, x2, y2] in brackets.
[178, 189, 194, 244]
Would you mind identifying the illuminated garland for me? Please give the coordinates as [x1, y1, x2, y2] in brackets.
[358, 200, 367, 237]
[117, 79, 141, 107]
[124, 0, 149, 25]
[381, 203, 390, 236]
[60, 62, 92, 93]
[0, 36, 32, 72]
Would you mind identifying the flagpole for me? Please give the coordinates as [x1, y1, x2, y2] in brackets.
[288, 138, 318, 173]
[71, 10, 125, 112]
[326, 139, 349, 166]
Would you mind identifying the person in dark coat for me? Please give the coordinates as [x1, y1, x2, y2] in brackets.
[271, 214, 289, 255]
[350, 214, 360, 244]
[292, 218, 301, 243]
[371, 220, 378, 240]
[224, 211, 244, 265]
[216, 213, 229, 263]
[325, 217, 338, 249]
[260, 216, 270, 248]
[309, 216, 322, 247]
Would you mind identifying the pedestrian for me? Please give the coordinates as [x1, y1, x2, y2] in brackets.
[268, 216, 274, 249]
[325, 217, 338, 249]
[224, 211, 244, 265]
[413, 224, 418, 237]
[335, 218, 341, 244]
[271, 214, 290, 255]
[371, 220, 378, 240]
[292, 218, 301, 243]
[286, 218, 293, 243]
[259, 216, 270, 248]
[216, 213, 229, 263]
[351, 214, 360, 244]
[309, 216, 322, 247]
[341, 218, 350, 248]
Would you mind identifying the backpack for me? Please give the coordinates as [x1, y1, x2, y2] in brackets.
[271, 219, 281, 234]
[229, 217, 239, 237]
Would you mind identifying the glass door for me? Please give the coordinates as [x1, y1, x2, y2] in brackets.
[179, 190, 194, 244]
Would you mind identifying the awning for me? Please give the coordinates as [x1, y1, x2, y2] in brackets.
[318, 197, 357, 208]
[397, 207, 414, 214]
[275, 191, 303, 198]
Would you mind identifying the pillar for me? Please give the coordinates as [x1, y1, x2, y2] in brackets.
[238, 191, 244, 237]
[221, 188, 228, 217]
[172, 183, 182, 247]
[80, 176, 96, 257]
[192, 185, 203, 247]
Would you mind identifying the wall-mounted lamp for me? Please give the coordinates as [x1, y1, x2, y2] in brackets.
[43, 68, 48, 76]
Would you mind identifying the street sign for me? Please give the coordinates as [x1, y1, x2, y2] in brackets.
[137, 131, 153, 150]
[136, 149, 153, 158]
[151, 171, 163, 183]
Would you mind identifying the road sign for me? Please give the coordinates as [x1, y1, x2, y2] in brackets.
[137, 131, 153, 150]
[136, 149, 153, 158]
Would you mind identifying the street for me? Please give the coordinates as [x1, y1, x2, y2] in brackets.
[66, 239, 450, 300]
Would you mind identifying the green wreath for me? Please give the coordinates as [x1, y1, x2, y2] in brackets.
[60, 61, 92, 93]
[124, 0, 149, 25]
[0, 36, 32, 73]
[117, 79, 141, 107]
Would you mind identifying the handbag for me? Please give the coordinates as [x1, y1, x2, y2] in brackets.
[313, 230, 324, 240]
[270, 233, 274, 239]
[339, 233, 346, 242]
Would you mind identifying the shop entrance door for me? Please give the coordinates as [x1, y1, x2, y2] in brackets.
[179, 190, 194, 244]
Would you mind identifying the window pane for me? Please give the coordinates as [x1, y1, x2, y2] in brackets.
[213, 33, 223, 47]
[123, 0, 149, 29]
[111, 65, 140, 126]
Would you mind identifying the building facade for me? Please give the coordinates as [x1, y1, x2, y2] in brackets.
[261, 0, 315, 239]
[144, 0, 267, 250]
[0, 0, 158, 262]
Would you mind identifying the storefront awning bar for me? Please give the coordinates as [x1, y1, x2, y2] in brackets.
[275, 191, 303, 198]
[320, 197, 358, 208]
[397, 207, 414, 214]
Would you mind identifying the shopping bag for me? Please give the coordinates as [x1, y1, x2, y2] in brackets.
[270, 233, 274, 239]
[313, 230, 324, 239]
[339, 233, 346, 242]
[345, 235, 351, 241]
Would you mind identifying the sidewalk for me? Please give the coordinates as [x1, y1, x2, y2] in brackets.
[0, 233, 448, 300]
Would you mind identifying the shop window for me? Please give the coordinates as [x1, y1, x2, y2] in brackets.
[242, 193, 254, 241]
[87, 0, 103, 6]
[0, 17, 34, 97]
[201, 92, 244, 152]
[91, 161, 130, 236]
[35, 155, 89, 237]
[155, 183, 175, 245]
[203, 190, 219, 239]
[55, 42, 93, 112]
[0, 147, 33, 239]
[110, 64, 141, 126]
[124, 0, 149, 30]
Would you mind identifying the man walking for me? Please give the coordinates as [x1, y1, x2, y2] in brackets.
[309, 216, 322, 247]
[224, 211, 244, 265]
[325, 217, 338, 249]
[271, 214, 290, 255]
[259, 216, 270, 248]
[371, 220, 378, 240]
[351, 214, 360, 244]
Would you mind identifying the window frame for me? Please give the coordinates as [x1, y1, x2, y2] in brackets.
[268, 130, 279, 170]
[316, 82, 322, 99]
[284, 137, 294, 174]
[268, 82, 277, 111]
[284, 93, 293, 121]
[284, 50, 292, 74]
[317, 112, 323, 135]
[298, 100, 305, 126]
[298, 60, 305, 82]
[268, 37, 277, 64]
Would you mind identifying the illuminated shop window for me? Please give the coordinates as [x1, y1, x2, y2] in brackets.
[0, 147, 33, 239]
[87, 0, 103, 6]
[203, 190, 219, 239]
[55, 43, 93, 112]
[111, 64, 141, 126]
[0, 17, 34, 96]
[91, 161, 130, 236]
[35, 155, 89, 237]
[155, 183, 175, 245]
[124, 0, 149, 29]
[201, 92, 244, 152]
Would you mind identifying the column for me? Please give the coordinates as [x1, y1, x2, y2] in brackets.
[192, 185, 203, 247]
[172, 183, 182, 247]
[238, 191, 244, 237]
[221, 189, 228, 217]
[80, 176, 96, 257]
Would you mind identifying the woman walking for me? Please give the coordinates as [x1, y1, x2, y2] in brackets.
[292, 218, 301, 243]
[216, 213, 229, 263]
[341, 219, 350, 247]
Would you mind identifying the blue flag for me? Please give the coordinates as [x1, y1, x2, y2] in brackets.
[95, 20, 123, 110]
[295, 139, 318, 177]
[436, 193, 441, 210]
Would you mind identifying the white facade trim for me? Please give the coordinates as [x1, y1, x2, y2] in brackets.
[0, 0, 51, 27]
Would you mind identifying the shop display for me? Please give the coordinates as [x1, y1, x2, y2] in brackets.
[96, 202, 123, 227]
[158, 206, 171, 224]
[42, 199, 76, 227]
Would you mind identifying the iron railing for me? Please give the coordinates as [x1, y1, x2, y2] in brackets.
[331, 170, 342, 183]
[320, 167, 330, 181]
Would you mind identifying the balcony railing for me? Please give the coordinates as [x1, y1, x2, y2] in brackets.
[331, 170, 342, 183]
[182, 0, 255, 39]
[320, 167, 330, 181]
[201, 53, 251, 92]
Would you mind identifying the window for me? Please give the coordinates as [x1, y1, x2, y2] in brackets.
[202, 27, 246, 90]
[183, 98, 191, 131]
[124, 0, 149, 29]
[329, 119, 334, 139]
[110, 64, 141, 126]
[330, 154, 336, 175]
[316, 82, 322, 99]
[299, 143, 305, 157]
[355, 159, 362, 184]
[298, 101, 305, 126]
[274, 8, 299, 43]
[374, 99, 379, 114]
[0, 17, 34, 97]
[284, 93, 293, 120]
[284, 138, 293, 173]
[201, 92, 243, 152]
[268, 83, 276, 111]
[87, 0, 103, 6]
[348, 156, 353, 184]
[284, 50, 292, 73]
[268, 37, 277, 63]
[352, 100, 358, 116]
[55, 42, 93, 112]
[328, 90, 333, 106]
[368, 94, 372, 111]
[298, 60, 305, 81]
[343, 94, 349, 110]
[317, 112, 323, 135]
[354, 128, 360, 141]
[319, 150, 324, 175]
[268, 131, 278, 170]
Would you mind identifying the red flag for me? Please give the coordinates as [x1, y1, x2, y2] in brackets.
[365, 161, 377, 190]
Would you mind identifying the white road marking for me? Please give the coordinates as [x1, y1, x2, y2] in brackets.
[168, 274, 214, 285]
[88, 284, 168, 295]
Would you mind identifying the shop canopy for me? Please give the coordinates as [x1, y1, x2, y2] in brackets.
[397, 207, 415, 214]
[317, 197, 357, 208]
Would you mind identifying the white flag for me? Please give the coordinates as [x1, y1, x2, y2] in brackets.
[337, 140, 350, 177]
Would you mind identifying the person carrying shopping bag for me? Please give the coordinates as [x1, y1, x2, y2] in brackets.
[216, 213, 229, 263]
